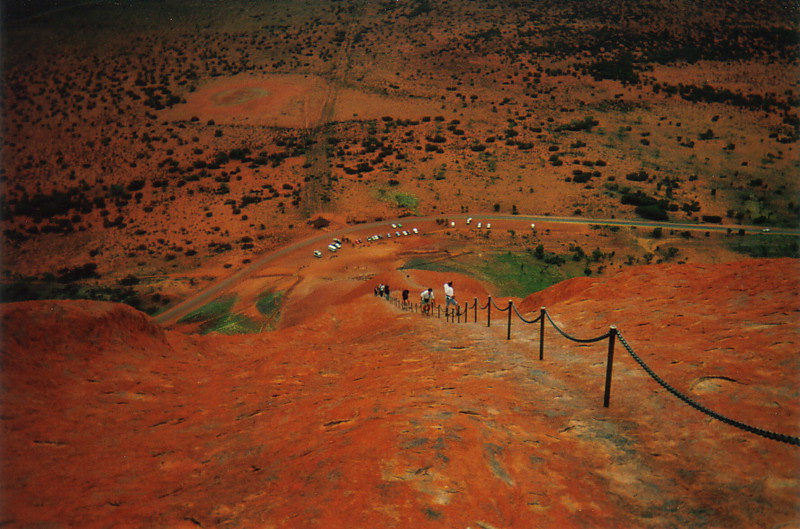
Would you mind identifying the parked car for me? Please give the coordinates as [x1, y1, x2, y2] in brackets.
[412, 228, 419, 234]
[466, 217, 472, 224]
[314, 250, 323, 258]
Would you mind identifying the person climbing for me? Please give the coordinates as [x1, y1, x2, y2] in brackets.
[444, 281, 457, 315]
[420, 288, 434, 314]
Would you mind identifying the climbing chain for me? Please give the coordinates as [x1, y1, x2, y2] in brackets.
[388, 294, 799, 446]
[512, 303, 543, 324]
[616, 330, 800, 447]
[490, 298, 511, 312]
[544, 310, 611, 344]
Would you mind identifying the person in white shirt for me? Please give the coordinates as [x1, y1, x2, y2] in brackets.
[420, 288, 434, 314]
[444, 281, 457, 315]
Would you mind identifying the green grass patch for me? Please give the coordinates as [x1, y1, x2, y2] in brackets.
[256, 290, 284, 330]
[477, 251, 578, 298]
[374, 187, 419, 214]
[178, 294, 237, 324]
[728, 234, 800, 258]
[401, 250, 585, 298]
[200, 313, 262, 335]
[178, 294, 264, 335]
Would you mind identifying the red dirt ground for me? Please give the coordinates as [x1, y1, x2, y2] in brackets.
[2, 257, 798, 528]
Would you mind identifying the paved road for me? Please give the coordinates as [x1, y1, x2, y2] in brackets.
[154, 213, 798, 325]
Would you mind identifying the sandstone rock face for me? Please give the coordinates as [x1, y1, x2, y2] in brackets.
[2, 259, 798, 528]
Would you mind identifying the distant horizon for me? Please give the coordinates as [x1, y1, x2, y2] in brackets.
[1, 0, 131, 23]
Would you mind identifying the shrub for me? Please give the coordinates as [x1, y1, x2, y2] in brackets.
[636, 204, 669, 221]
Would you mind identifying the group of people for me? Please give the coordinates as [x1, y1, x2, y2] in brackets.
[374, 283, 391, 299]
[420, 281, 458, 314]
[376, 280, 459, 315]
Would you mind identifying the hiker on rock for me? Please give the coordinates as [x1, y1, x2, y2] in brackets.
[420, 288, 434, 314]
[444, 281, 457, 315]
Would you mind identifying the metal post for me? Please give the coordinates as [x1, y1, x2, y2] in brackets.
[473, 298, 478, 323]
[464, 303, 468, 324]
[507, 300, 513, 340]
[457, 306, 461, 323]
[487, 296, 492, 327]
[603, 326, 618, 408]
[539, 307, 546, 360]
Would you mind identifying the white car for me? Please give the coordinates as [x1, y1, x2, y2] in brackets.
[314, 250, 323, 258]
[412, 228, 419, 234]
[466, 217, 472, 224]
[477, 222, 482, 229]
[450, 221, 455, 227]
[402, 230, 409, 236]
[530, 223, 536, 230]
[391, 223, 397, 229]
[327, 244, 338, 252]
[486, 223, 492, 229]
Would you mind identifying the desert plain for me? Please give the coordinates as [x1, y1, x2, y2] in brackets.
[1, 0, 799, 527]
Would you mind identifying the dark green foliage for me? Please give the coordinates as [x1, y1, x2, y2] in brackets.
[729, 234, 800, 258]
[636, 204, 669, 221]
[555, 116, 599, 132]
[10, 189, 93, 220]
[57, 263, 99, 283]
[587, 53, 639, 84]
[626, 171, 649, 182]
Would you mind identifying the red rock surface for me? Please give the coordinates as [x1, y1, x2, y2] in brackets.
[2, 258, 798, 528]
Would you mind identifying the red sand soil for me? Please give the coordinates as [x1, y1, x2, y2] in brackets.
[2, 257, 798, 528]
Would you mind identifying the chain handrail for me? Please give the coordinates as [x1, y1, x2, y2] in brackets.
[615, 331, 800, 446]
[544, 310, 612, 344]
[490, 297, 510, 311]
[512, 303, 543, 324]
[385, 293, 798, 446]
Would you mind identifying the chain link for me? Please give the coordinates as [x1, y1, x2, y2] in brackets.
[512, 303, 543, 324]
[616, 330, 800, 446]
[387, 294, 798, 446]
[545, 310, 611, 344]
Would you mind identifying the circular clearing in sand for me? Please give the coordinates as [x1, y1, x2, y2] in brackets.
[212, 87, 270, 107]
